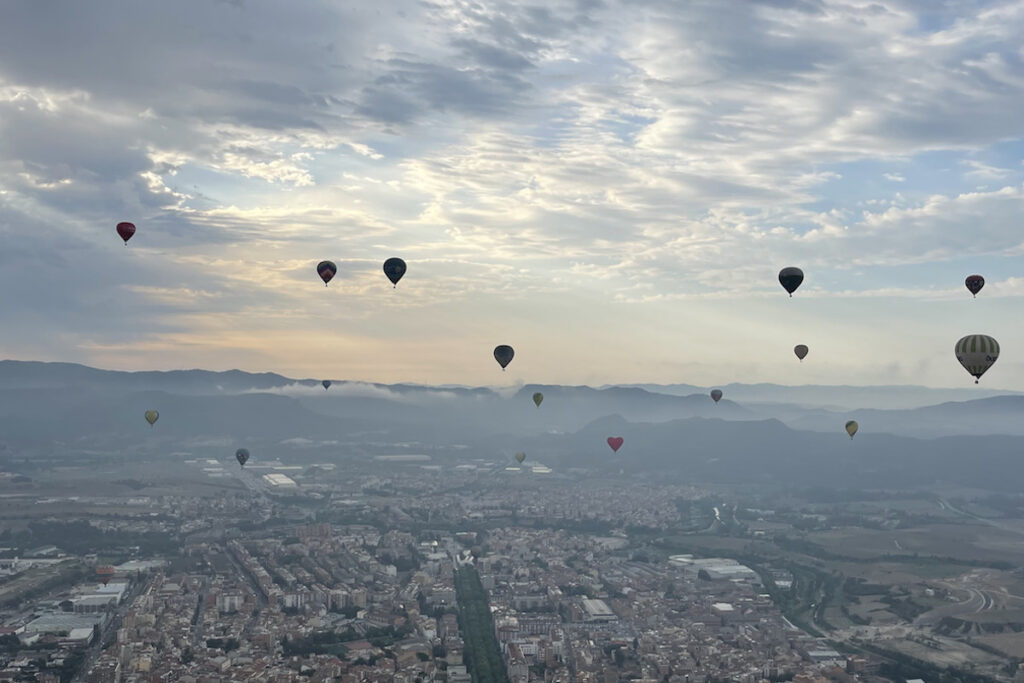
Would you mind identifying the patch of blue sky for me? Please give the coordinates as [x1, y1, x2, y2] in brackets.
[524, 116, 577, 148]
[603, 112, 657, 144]
[167, 163, 262, 210]
[905, 1, 1000, 35]
[798, 150, 994, 215]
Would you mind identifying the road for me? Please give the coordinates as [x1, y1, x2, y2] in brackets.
[72, 575, 150, 682]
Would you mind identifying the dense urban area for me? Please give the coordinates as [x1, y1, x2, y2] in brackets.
[3, 450, 1024, 683]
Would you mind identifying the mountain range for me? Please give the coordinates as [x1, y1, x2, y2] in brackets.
[0, 359, 1021, 490]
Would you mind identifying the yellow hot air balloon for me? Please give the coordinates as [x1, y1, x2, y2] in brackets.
[514, 452, 526, 464]
[144, 410, 159, 427]
[845, 420, 858, 439]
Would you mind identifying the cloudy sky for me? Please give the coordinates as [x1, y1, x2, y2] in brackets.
[1, 0, 1023, 388]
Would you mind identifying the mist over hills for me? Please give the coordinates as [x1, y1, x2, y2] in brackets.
[1, 360, 1022, 490]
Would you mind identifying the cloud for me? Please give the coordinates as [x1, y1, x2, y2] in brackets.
[3, 0, 1024, 387]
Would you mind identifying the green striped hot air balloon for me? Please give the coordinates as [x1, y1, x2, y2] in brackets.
[955, 334, 1000, 384]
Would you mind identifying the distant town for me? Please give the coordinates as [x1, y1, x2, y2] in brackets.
[2, 452, 1021, 683]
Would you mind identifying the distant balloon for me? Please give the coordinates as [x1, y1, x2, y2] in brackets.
[515, 452, 526, 464]
[607, 436, 624, 453]
[96, 565, 115, 587]
[144, 410, 159, 427]
[778, 267, 804, 297]
[955, 334, 999, 384]
[532, 392, 543, 407]
[317, 261, 337, 286]
[710, 389, 723, 403]
[965, 275, 985, 298]
[322, 380, 331, 391]
[845, 420, 859, 439]
[383, 257, 407, 287]
[116, 222, 136, 245]
[794, 345, 809, 361]
[493, 345, 514, 370]
[470, 545, 482, 559]
[235, 448, 250, 468]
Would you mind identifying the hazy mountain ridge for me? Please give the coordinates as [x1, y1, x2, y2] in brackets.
[504, 415, 1024, 491]
[0, 360, 1020, 448]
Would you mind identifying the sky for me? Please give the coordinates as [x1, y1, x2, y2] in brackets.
[1, 0, 1023, 389]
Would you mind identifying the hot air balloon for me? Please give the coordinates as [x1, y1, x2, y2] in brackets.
[470, 545, 482, 559]
[607, 436, 624, 453]
[794, 345, 809, 361]
[514, 452, 526, 464]
[778, 267, 804, 296]
[144, 410, 159, 427]
[532, 392, 543, 407]
[494, 345, 514, 370]
[383, 257, 406, 287]
[96, 565, 115, 586]
[317, 261, 337, 286]
[116, 222, 136, 245]
[710, 389, 723, 403]
[965, 275, 985, 298]
[955, 335, 999, 384]
[845, 420, 858, 439]
[322, 380, 331, 391]
[235, 448, 250, 468]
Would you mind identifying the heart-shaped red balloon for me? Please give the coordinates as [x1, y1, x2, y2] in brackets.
[607, 436, 624, 452]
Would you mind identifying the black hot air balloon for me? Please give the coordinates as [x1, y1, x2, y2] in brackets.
[493, 345, 514, 370]
[317, 261, 337, 286]
[965, 275, 985, 298]
[322, 380, 331, 391]
[710, 389, 723, 403]
[116, 222, 136, 245]
[778, 267, 804, 297]
[235, 448, 250, 468]
[383, 257, 407, 288]
[794, 345, 809, 361]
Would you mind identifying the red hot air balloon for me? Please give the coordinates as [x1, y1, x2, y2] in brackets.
[607, 436, 624, 453]
[96, 565, 115, 586]
[965, 275, 985, 298]
[116, 222, 136, 245]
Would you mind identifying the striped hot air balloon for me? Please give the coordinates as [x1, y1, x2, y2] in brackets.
[955, 335, 1000, 384]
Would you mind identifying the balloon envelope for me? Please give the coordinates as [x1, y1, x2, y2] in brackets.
[116, 222, 136, 244]
[607, 436, 624, 453]
[316, 261, 337, 286]
[710, 389, 723, 403]
[794, 344, 809, 361]
[965, 275, 985, 297]
[96, 566, 115, 586]
[494, 345, 514, 369]
[955, 334, 999, 383]
[778, 267, 804, 296]
[144, 410, 159, 426]
[845, 420, 858, 439]
[235, 448, 250, 467]
[514, 452, 526, 464]
[383, 257, 407, 286]
[322, 380, 331, 391]
[532, 392, 543, 407]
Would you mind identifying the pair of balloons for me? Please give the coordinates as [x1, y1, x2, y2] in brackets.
[317, 258, 407, 287]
